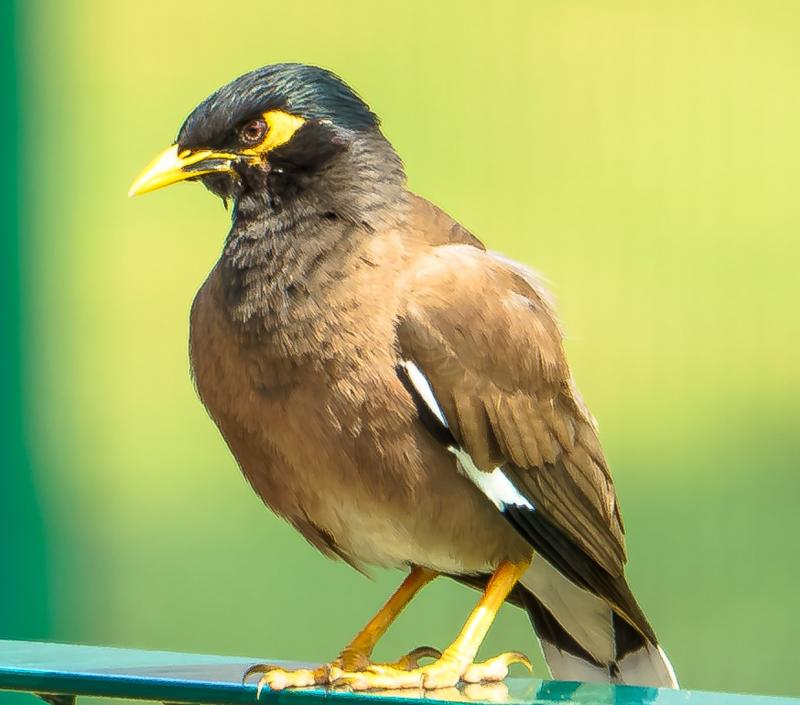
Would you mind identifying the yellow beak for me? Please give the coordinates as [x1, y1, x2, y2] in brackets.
[128, 144, 239, 197]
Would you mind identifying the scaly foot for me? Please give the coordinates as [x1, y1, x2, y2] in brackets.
[244, 646, 442, 694]
[337, 646, 441, 673]
[331, 650, 531, 690]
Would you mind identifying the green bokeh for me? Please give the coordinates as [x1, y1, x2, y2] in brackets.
[1, 2, 50, 705]
[13, 0, 800, 699]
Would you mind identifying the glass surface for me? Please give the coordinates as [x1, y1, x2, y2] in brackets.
[0, 642, 795, 705]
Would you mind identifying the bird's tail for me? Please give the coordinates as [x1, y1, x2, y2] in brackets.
[518, 560, 678, 688]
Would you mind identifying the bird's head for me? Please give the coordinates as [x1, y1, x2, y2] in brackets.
[129, 63, 404, 221]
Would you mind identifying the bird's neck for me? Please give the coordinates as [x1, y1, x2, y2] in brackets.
[217, 132, 409, 337]
[218, 199, 407, 338]
[218, 213, 348, 328]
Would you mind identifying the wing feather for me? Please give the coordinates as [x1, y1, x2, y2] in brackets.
[398, 245, 628, 581]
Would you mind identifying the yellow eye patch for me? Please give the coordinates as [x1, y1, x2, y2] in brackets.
[241, 110, 306, 156]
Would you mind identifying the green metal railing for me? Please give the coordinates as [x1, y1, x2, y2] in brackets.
[0, 641, 796, 705]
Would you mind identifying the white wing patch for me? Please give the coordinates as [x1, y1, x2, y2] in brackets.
[400, 359, 533, 511]
[398, 360, 448, 426]
[451, 447, 533, 510]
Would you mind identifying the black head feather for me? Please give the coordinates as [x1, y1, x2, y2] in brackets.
[170, 65, 408, 328]
[178, 63, 379, 150]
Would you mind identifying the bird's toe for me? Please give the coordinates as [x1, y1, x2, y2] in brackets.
[333, 650, 530, 691]
[331, 665, 426, 690]
[332, 655, 463, 690]
[244, 663, 324, 695]
[462, 652, 532, 684]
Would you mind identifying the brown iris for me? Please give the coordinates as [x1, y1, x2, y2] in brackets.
[239, 118, 267, 146]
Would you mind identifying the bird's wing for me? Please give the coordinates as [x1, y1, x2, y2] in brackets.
[397, 243, 642, 624]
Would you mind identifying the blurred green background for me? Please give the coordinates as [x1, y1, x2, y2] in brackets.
[3, 0, 799, 700]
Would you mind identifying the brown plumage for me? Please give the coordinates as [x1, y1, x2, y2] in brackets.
[130, 63, 677, 691]
[189, 195, 530, 576]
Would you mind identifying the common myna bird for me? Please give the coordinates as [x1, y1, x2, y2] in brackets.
[129, 63, 678, 692]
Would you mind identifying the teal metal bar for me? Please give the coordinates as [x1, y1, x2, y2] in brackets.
[0, 642, 795, 705]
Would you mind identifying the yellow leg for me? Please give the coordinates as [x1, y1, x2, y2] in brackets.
[245, 566, 438, 693]
[338, 566, 439, 669]
[333, 559, 532, 690]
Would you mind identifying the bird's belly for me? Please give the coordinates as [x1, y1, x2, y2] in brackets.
[300, 471, 523, 574]
[190, 313, 528, 575]
[211, 387, 528, 573]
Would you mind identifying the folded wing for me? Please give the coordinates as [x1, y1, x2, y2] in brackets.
[396, 244, 655, 643]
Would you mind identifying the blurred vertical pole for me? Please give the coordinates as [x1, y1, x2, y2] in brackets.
[0, 0, 50, 650]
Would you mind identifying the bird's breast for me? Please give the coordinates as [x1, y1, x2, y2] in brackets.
[188, 258, 528, 573]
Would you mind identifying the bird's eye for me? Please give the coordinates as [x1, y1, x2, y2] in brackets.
[239, 118, 268, 146]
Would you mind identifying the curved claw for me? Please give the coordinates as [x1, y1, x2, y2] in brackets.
[462, 651, 532, 684]
[243, 663, 323, 696]
[393, 646, 442, 670]
[242, 663, 278, 698]
[242, 662, 274, 683]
